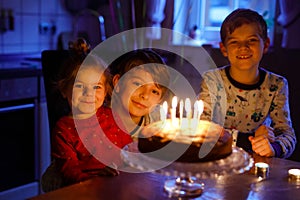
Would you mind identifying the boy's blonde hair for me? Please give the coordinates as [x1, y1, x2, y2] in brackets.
[108, 48, 171, 102]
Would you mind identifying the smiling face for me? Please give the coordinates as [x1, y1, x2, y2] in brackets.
[114, 68, 163, 124]
[220, 23, 270, 72]
[64, 67, 107, 119]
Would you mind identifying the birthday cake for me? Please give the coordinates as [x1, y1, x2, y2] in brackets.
[138, 118, 233, 162]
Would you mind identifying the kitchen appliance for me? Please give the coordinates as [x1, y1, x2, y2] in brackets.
[0, 61, 51, 199]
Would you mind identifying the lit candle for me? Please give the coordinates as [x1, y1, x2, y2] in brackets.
[171, 96, 178, 122]
[160, 104, 167, 121]
[185, 98, 192, 119]
[288, 168, 300, 182]
[163, 101, 168, 120]
[179, 100, 183, 121]
[255, 162, 269, 179]
[197, 100, 204, 120]
[172, 96, 178, 109]
[193, 101, 198, 120]
[160, 105, 164, 121]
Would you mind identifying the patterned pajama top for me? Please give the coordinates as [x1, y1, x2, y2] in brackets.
[199, 65, 296, 158]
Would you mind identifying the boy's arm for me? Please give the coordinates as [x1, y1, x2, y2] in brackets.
[269, 77, 296, 158]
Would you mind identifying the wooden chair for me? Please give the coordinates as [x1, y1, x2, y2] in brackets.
[41, 50, 71, 133]
[40, 50, 72, 192]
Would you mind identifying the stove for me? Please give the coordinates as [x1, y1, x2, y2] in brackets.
[0, 55, 50, 199]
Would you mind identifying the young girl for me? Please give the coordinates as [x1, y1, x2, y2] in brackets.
[108, 49, 172, 139]
[42, 39, 132, 191]
[199, 9, 296, 158]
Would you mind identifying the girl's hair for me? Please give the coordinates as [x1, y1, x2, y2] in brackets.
[108, 48, 171, 101]
[57, 38, 112, 105]
[220, 8, 268, 43]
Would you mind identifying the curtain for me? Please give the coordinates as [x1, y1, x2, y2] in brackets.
[145, 0, 166, 39]
[277, 0, 300, 49]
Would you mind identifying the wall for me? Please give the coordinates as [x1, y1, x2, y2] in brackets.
[0, 0, 135, 55]
[0, 0, 73, 54]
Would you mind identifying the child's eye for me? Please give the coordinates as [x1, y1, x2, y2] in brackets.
[152, 89, 161, 96]
[249, 38, 258, 42]
[93, 85, 102, 90]
[74, 83, 84, 89]
[133, 81, 142, 87]
[228, 40, 237, 45]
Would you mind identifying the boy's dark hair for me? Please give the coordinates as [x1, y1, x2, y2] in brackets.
[220, 8, 268, 43]
[109, 48, 166, 77]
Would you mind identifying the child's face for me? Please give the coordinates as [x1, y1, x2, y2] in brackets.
[116, 68, 163, 122]
[220, 23, 270, 71]
[67, 67, 106, 119]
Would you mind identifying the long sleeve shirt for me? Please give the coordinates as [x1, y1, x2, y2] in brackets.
[198, 65, 296, 158]
[51, 106, 133, 184]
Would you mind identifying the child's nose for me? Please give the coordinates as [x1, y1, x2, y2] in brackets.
[139, 86, 150, 99]
[239, 41, 250, 49]
[84, 87, 94, 96]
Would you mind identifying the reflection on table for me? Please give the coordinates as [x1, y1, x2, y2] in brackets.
[29, 153, 300, 200]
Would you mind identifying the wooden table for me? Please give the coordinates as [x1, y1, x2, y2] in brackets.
[29, 154, 300, 200]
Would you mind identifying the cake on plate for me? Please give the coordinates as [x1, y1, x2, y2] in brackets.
[138, 118, 232, 162]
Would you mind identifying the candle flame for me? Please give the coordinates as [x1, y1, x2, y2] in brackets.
[163, 101, 168, 114]
[179, 100, 184, 122]
[197, 100, 204, 116]
[185, 98, 191, 113]
[179, 100, 184, 110]
[172, 96, 178, 108]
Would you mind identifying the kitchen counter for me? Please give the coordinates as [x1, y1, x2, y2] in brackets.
[0, 67, 42, 79]
[0, 54, 42, 79]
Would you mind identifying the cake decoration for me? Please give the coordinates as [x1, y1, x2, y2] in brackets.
[138, 97, 232, 162]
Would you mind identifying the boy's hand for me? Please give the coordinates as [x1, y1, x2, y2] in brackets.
[255, 125, 275, 142]
[248, 125, 276, 157]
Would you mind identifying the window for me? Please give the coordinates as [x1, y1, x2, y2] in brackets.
[173, 0, 276, 47]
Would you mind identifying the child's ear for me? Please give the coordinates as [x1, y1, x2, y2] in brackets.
[112, 74, 120, 93]
[263, 37, 270, 54]
[219, 42, 228, 57]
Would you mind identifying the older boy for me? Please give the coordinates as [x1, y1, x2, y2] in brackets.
[199, 9, 296, 158]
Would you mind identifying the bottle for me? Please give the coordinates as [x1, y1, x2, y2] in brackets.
[0, 9, 7, 33]
[8, 9, 14, 31]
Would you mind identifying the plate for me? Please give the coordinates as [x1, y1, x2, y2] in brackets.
[121, 142, 254, 178]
